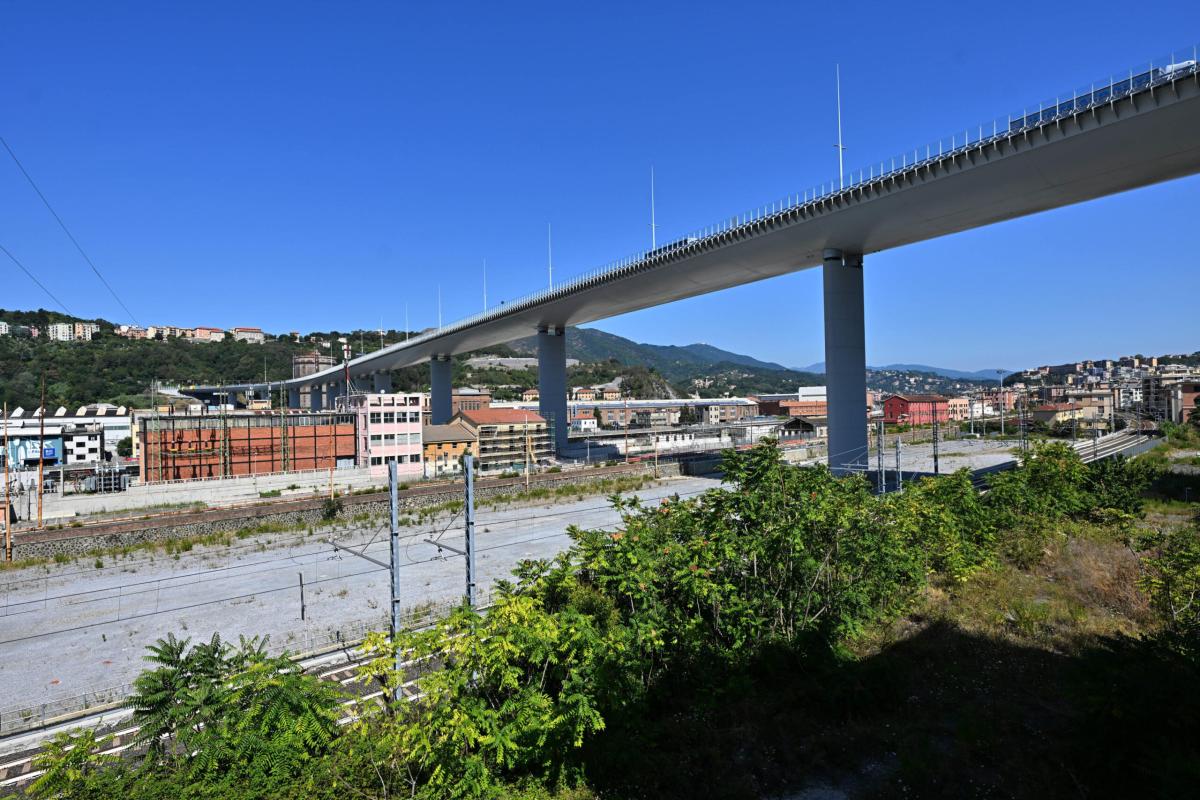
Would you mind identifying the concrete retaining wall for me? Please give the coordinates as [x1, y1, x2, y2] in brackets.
[13, 463, 679, 561]
[37, 467, 379, 521]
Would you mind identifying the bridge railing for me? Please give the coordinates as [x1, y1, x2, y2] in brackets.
[327, 43, 1199, 379]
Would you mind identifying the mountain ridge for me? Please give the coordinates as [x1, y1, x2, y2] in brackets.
[797, 361, 1005, 382]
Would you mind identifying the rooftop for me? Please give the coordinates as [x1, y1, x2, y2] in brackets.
[422, 423, 476, 444]
[458, 408, 547, 426]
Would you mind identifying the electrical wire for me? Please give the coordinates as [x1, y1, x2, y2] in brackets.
[0, 563, 388, 646]
[0, 134, 141, 325]
[0, 482, 717, 634]
[0, 242, 72, 314]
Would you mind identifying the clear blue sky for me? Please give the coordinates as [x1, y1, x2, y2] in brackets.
[2, 2, 1198, 372]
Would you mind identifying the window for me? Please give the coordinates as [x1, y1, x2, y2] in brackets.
[384, 434, 395, 443]
[383, 412, 395, 424]
[370, 456, 382, 466]
[369, 412, 381, 424]
[370, 434, 382, 444]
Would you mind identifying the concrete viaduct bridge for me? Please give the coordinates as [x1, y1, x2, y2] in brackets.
[189, 48, 1200, 472]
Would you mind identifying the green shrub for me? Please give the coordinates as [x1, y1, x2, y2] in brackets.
[321, 497, 343, 520]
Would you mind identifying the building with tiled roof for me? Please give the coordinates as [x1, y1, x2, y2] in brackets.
[452, 409, 551, 473]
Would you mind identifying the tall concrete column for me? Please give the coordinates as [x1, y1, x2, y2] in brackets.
[309, 386, 323, 411]
[287, 387, 301, 409]
[537, 326, 568, 455]
[325, 382, 340, 411]
[372, 372, 393, 393]
[822, 249, 868, 475]
[430, 356, 453, 424]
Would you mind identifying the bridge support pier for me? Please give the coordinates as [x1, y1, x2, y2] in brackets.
[287, 388, 301, 410]
[537, 326, 568, 455]
[325, 382, 341, 411]
[823, 249, 868, 475]
[309, 387, 323, 411]
[372, 372, 393, 393]
[430, 356, 453, 424]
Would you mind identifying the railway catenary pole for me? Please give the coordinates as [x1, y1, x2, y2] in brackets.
[875, 418, 885, 494]
[932, 410, 940, 476]
[894, 439, 902, 492]
[38, 375, 45, 529]
[3, 401, 10, 562]
[328, 461, 405, 702]
[389, 461, 403, 687]
[464, 454, 477, 608]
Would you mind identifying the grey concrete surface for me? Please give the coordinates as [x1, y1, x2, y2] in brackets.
[0, 475, 721, 712]
[38, 466, 379, 521]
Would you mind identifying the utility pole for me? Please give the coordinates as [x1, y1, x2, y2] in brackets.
[38, 375, 45, 529]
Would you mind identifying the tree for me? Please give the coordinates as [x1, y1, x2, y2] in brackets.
[116, 436, 132, 458]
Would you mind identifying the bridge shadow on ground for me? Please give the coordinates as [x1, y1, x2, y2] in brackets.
[583, 622, 1200, 800]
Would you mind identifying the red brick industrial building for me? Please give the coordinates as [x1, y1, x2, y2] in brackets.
[882, 394, 950, 425]
[138, 412, 357, 482]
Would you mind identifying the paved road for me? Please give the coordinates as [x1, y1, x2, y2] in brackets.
[0, 476, 719, 711]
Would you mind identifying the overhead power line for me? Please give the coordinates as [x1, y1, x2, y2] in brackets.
[0, 242, 72, 314]
[0, 135, 141, 325]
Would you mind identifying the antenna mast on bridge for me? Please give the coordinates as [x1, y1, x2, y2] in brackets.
[835, 64, 846, 190]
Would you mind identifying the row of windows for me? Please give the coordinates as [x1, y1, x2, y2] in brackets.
[368, 396, 421, 407]
[369, 412, 421, 424]
[369, 433, 420, 445]
[369, 454, 421, 466]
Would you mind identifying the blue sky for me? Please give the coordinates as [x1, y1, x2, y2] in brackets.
[1, 1, 1198, 372]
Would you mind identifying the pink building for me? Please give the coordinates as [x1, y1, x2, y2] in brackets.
[341, 392, 425, 479]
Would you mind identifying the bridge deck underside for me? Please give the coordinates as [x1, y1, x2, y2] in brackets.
[199, 77, 1200, 396]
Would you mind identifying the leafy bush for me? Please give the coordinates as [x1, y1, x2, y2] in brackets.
[29, 439, 1174, 799]
[1139, 524, 1200, 659]
[321, 497, 343, 520]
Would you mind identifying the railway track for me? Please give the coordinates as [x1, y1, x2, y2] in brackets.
[0, 639, 434, 792]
